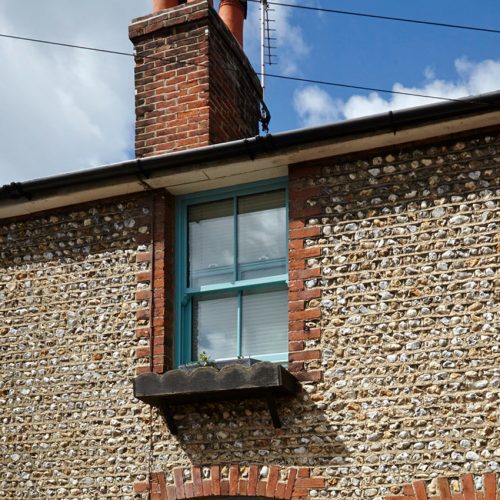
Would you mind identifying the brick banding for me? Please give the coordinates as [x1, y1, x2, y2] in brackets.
[136, 464, 325, 499]
[384, 473, 498, 500]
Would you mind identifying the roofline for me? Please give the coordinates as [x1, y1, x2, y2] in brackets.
[1, 90, 500, 208]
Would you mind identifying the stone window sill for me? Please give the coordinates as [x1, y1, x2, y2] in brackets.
[133, 361, 299, 433]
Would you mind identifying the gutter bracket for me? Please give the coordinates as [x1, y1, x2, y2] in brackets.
[389, 110, 397, 136]
[243, 138, 256, 161]
[6, 182, 32, 201]
[135, 159, 154, 190]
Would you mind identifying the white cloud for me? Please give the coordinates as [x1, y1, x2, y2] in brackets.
[293, 85, 341, 127]
[293, 58, 500, 127]
[0, 0, 150, 184]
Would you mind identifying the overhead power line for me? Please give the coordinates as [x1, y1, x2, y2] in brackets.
[0, 32, 497, 108]
[247, 0, 500, 35]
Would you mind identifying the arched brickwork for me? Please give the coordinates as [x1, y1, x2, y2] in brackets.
[134, 464, 325, 499]
[385, 473, 498, 500]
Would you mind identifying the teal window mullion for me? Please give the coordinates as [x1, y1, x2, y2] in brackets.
[233, 195, 238, 283]
[237, 291, 242, 358]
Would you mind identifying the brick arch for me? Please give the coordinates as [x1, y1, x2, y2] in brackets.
[134, 464, 325, 499]
[385, 472, 498, 500]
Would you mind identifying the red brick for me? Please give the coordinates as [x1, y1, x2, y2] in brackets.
[173, 468, 185, 499]
[289, 268, 321, 280]
[295, 478, 325, 488]
[289, 247, 322, 259]
[297, 468, 310, 478]
[248, 464, 259, 495]
[294, 370, 323, 382]
[289, 308, 321, 321]
[484, 473, 496, 500]
[229, 464, 239, 495]
[289, 328, 321, 341]
[460, 474, 476, 500]
[437, 477, 452, 500]
[134, 481, 150, 493]
[288, 301, 305, 312]
[267, 465, 280, 497]
[290, 226, 321, 239]
[220, 480, 229, 496]
[289, 289, 321, 301]
[238, 479, 248, 496]
[413, 480, 429, 500]
[135, 347, 150, 359]
[211, 466, 221, 496]
[135, 327, 150, 338]
[136, 271, 152, 282]
[135, 290, 151, 301]
[136, 251, 151, 262]
[289, 341, 304, 352]
[257, 480, 267, 496]
[289, 186, 322, 200]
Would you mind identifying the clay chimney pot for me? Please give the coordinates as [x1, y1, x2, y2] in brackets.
[153, 0, 179, 13]
[219, 0, 246, 47]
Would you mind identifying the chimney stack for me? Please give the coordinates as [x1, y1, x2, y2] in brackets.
[129, 0, 261, 158]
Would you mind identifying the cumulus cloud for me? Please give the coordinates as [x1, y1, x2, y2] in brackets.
[0, 0, 149, 184]
[293, 58, 500, 127]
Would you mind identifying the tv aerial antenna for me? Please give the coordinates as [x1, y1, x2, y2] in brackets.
[260, 0, 277, 98]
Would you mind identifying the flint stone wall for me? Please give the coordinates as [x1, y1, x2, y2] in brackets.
[0, 129, 498, 499]
[287, 130, 499, 498]
[0, 195, 156, 498]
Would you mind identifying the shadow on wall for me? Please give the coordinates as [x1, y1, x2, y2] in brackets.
[154, 391, 349, 468]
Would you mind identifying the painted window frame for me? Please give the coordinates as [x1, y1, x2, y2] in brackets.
[175, 177, 289, 367]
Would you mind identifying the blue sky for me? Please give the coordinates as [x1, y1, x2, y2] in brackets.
[0, 0, 498, 183]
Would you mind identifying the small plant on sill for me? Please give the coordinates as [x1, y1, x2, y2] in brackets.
[197, 351, 217, 368]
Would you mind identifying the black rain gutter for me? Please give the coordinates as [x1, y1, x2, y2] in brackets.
[1, 90, 500, 202]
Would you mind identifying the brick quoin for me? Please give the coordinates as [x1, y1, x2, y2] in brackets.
[129, 0, 262, 158]
[135, 189, 174, 375]
[134, 464, 325, 499]
[287, 171, 323, 383]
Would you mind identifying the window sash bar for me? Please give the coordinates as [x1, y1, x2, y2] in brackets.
[184, 273, 288, 296]
[237, 291, 242, 358]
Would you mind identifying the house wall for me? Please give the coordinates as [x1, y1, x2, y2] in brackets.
[286, 128, 499, 498]
[0, 194, 161, 498]
[0, 128, 498, 499]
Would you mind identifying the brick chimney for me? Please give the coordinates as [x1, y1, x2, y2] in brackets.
[129, 0, 262, 158]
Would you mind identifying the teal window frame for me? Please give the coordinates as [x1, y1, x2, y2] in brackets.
[175, 177, 289, 367]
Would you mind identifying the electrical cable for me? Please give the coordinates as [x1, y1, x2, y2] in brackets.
[0, 32, 497, 107]
[247, 0, 500, 35]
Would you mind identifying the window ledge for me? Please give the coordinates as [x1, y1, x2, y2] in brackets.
[133, 361, 300, 433]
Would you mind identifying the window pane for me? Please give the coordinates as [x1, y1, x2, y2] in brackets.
[238, 190, 286, 280]
[241, 289, 288, 358]
[188, 199, 234, 288]
[192, 294, 237, 361]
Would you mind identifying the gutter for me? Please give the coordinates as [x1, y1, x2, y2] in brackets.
[1, 90, 500, 204]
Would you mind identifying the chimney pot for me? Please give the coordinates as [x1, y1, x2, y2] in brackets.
[219, 0, 246, 47]
[153, 0, 179, 13]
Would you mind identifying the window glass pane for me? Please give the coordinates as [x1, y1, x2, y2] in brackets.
[192, 294, 237, 361]
[241, 289, 288, 358]
[238, 190, 286, 280]
[188, 199, 234, 288]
